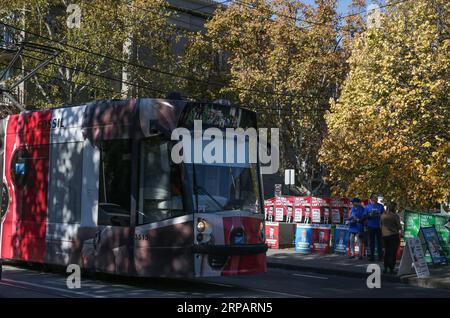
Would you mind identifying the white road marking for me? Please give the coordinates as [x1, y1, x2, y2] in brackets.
[243, 287, 311, 298]
[1, 278, 104, 298]
[3, 265, 310, 298]
[202, 280, 310, 298]
[293, 273, 329, 280]
[201, 281, 236, 288]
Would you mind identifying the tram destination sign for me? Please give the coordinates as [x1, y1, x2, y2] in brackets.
[180, 103, 257, 129]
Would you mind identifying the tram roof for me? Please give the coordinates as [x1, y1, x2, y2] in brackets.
[2, 98, 256, 144]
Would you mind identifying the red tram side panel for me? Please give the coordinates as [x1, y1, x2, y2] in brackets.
[2, 110, 52, 263]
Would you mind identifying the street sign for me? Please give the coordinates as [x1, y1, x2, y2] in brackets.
[398, 237, 430, 278]
[284, 169, 295, 185]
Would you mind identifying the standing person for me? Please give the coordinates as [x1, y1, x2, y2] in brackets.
[364, 193, 385, 261]
[347, 198, 365, 259]
[381, 202, 401, 274]
[361, 209, 370, 259]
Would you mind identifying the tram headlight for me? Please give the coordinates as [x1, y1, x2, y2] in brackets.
[197, 220, 207, 233]
[196, 219, 213, 243]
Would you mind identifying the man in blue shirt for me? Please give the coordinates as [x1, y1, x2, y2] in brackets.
[347, 198, 365, 259]
[364, 193, 385, 261]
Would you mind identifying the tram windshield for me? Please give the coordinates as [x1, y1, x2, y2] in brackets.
[178, 103, 261, 214]
[187, 161, 260, 214]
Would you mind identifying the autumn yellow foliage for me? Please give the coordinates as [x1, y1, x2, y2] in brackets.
[320, 0, 449, 210]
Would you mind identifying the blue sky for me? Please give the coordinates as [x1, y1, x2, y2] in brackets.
[302, 0, 361, 15]
[335, 0, 353, 14]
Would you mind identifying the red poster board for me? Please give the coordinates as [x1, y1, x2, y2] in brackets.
[299, 196, 312, 223]
[293, 197, 304, 223]
[342, 197, 351, 220]
[311, 197, 329, 224]
[312, 224, 332, 253]
[329, 198, 344, 224]
[264, 199, 275, 221]
[274, 197, 286, 222]
[265, 222, 279, 249]
[284, 196, 296, 223]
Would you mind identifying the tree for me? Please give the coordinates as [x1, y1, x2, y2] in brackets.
[181, 0, 345, 194]
[0, 0, 178, 109]
[320, 0, 449, 209]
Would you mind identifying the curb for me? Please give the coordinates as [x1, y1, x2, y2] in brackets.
[267, 261, 403, 283]
[400, 276, 450, 290]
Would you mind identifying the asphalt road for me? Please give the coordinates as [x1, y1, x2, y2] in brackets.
[0, 264, 449, 298]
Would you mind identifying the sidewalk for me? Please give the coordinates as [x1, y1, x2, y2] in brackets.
[267, 248, 450, 289]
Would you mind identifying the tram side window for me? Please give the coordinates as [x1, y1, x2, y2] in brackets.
[98, 140, 132, 226]
[138, 138, 184, 225]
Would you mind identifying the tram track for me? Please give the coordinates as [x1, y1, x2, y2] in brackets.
[0, 278, 71, 298]
[0, 263, 305, 298]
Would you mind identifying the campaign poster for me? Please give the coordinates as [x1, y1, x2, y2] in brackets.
[403, 210, 450, 262]
[311, 197, 328, 224]
[331, 208, 341, 224]
[341, 197, 351, 220]
[275, 207, 284, 222]
[403, 211, 421, 239]
[420, 214, 435, 228]
[312, 224, 332, 253]
[311, 208, 321, 223]
[293, 197, 303, 223]
[274, 197, 285, 222]
[304, 206, 312, 223]
[295, 224, 313, 254]
[284, 196, 296, 223]
[420, 226, 447, 264]
[297, 196, 312, 223]
[264, 199, 274, 221]
[334, 225, 349, 254]
[330, 198, 344, 224]
[265, 222, 280, 249]
[293, 207, 303, 223]
[435, 217, 450, 255]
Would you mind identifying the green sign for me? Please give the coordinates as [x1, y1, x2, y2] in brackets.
[403, 210, 450, 263]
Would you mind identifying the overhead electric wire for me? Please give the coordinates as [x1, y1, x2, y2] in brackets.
[2, 60, 318, 114]
[1, 0, 412, 108]
[0, 19, 329, 100]
[0, 61, 122, 104]
[20, 51, 184, 97]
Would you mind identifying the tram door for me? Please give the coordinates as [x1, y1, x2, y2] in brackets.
[133, 136, 193, 277]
